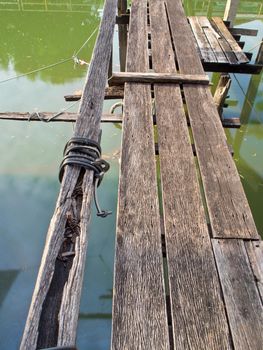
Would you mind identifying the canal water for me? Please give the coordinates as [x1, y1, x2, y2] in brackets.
[0, 1, 262, 349]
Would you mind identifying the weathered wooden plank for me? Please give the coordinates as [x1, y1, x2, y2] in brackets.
[0, 112, 122, 123]
[20, 0, 118, 348]
[111, 0, 169, 349]
[166, 0, 259, 239]
[212, 17, 249, 63]
[64, 86, 125, 101]
[108, 72, 210, 85]
[117, 0, 128, 71]
[198, 17, 228, 63]
[188, 16, 217, 62]
[245, 240, 263, 302]
[150, 1, 231, 349]
[229, 27, 258, 36]
[212, 239, 263, 349]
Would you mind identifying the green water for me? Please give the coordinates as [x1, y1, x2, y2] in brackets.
[0, 1, 262, 349]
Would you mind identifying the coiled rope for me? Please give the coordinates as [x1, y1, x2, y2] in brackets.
[59, 137, 112, 218]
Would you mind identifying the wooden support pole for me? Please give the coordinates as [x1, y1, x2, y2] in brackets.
[108, 72, 210, 85]
[108, 44, 113, 79]
[20, 0, 118, 348]
[223, 0, 240, 27]
[255, 39, 263, 64]
[117, 0, 128, 71]
[213, 73, 231, 120]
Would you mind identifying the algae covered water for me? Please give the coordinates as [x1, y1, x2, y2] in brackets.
[0, 1, 262, 349]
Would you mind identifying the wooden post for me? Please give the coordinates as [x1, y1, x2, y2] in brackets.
[118, 0, 128, 71]
[108, 44, 113, 79]
[20, 0, 118, 348]
[255, 39, 263, 64]
[223, 0, 240, 27]
[213, 73, 231, 120]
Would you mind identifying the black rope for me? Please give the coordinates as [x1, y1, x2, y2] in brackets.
[59, 137, 112, 218]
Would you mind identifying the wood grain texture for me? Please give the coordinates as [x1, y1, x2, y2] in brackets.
[166, 0, 259, 239]
[211, 17, 249, 63]
[188, 16, 217, 62]
[64, 86, 125, 101]
[20, 0, 118, 348]
[229, 28, 258, 36]
[212, 239, 263, 349]
[245, 240, 263, 302]
[150, 1, 231, 349]
[198, 17, 228, 63]
[214, 73, 231, 116]
[0, 112, 122, 123]
[111, 0, 169, 349]
[109, 72, 210, 85]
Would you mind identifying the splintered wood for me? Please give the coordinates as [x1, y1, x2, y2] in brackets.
[111, 0, 263, 349]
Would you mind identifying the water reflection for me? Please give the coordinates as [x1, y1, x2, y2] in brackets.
[0, 2, 102, 84]
[0, 1, 262, 349]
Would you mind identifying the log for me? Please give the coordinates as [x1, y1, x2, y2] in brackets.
[213, 73, 231, 118]
[108, 72, 210, 85]
[20, 0, 118, 348]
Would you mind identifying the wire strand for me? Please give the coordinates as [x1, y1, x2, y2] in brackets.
[0, 25, 99, 84]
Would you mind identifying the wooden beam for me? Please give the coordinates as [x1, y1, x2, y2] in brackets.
[108, 72, 210, 85]
[203, 62, 262, 74]
[212, 239, 263, 349]
[213, 73, 231, 118]
[150, 1, 231, 349]
[117, 0, 128, 71]
[0, 112, 240, 129]
[20, 0, 118, 348]
[223, 0, 240, 27]
[229, 28, 258, 36]
[64, 86, 124, 101]
[0, 112, 122, 123]
[111, 0, 170, 348]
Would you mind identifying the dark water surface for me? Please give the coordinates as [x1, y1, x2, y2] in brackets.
[0, 1, 262, 349]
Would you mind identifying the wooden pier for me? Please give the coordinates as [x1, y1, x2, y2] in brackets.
[8, 0, 262, 349]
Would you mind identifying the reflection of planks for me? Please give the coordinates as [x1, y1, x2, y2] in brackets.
[189, 16, 249, 64]
[111, 0, 263, 349]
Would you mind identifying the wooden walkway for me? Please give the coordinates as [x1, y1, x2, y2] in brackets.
[17, 0, 263, 349]
[111, 0, 263, 349]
